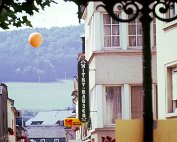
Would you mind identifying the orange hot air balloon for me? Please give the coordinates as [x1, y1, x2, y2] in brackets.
[28, 32, 43, 48]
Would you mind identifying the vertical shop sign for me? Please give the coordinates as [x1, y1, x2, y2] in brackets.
[78, 59, 90, 122]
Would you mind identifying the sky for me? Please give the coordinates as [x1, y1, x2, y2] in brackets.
[10, 0, 82, 30]
[28, 0, 81, 28]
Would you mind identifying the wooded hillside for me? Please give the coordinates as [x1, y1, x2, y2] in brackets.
[0, 25, 84, 82]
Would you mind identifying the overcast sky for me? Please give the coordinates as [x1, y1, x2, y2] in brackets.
[29, 0, 81, 28]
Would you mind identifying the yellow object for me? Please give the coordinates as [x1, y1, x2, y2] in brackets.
[28, 32, 43, 48]
[64, 118, 81, 127]
[116, 119, 177, 142]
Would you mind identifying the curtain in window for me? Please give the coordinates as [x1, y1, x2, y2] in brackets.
[106, 86, 121, 124]
[103, 14, 120, 47]
[131, 86, 143, 119]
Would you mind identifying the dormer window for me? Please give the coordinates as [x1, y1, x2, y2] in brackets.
[30, 121, 43, 125]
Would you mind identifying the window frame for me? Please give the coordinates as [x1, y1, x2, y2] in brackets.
[127, 14, 143, 48]
[166, 63, 177, 114]
[130, 85, 143, 119]
[102, 13, 121, 48]
[103, 85, 122, 126]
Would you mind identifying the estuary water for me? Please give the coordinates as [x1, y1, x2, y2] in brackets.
[5, 80, 74, 110]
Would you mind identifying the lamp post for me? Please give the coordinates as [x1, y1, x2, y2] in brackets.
[65, 0, 177, 142]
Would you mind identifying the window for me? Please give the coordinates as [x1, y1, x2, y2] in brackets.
[166, 2, 176, 18]
[167, 66, 177, 113]
[56, 120, 64, 126]
[172, 67, 177, 112]
[131, 86, 143, 119]
[128, 15, 142, 47]
[40, 139, 45, 142]
[54, 139, 59, 142]
[105, 86, 122, 124]
[103, 14, 120, 47]
[31, 121, 43, 125]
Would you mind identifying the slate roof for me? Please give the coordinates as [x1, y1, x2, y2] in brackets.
[26, 110, 74, 126]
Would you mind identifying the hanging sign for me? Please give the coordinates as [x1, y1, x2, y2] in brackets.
[78, 59, 90, 122]
[64, 118, 81, 127]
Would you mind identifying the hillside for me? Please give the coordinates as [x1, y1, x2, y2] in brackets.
[0, 25, 84, 82]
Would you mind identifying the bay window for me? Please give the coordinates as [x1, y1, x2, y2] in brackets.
[105, 86, 122, 124]
[103, 14, 120, 47]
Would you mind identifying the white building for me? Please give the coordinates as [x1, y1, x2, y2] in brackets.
[156, 4, 177, 119]
[81, 2, 157, 142]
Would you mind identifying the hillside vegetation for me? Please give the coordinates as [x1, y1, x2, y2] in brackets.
[0, 25, 84, 82]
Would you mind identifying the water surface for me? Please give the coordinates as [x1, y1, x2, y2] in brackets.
[6, 80, 74, 110]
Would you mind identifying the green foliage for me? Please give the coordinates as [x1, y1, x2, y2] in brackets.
[0, 0, 56, 29]
[0, 25, 84, 82]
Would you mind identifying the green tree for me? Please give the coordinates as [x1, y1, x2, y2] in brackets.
[0, 0, 56, 29]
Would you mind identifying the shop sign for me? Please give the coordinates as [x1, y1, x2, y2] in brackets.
[64, 118, 81, 127]
[78, 59, 90, 122]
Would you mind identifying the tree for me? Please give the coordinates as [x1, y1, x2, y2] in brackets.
[0, 0, 56, 29]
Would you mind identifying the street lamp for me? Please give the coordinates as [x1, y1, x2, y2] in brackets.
[64, 1, 177, 142]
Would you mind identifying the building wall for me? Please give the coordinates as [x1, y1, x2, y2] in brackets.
[156, 18, 177, 119]
[82, 2, 157, 142]
[95, 53, 157, 84]
[0, 83, 8, 142]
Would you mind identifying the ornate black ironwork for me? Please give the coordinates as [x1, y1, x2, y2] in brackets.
[65, 0, 177, 142]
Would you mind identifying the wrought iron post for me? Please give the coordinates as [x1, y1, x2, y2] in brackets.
[65, 0, 177, 142]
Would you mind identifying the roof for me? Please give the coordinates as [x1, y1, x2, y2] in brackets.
[26, 110, 74, 126]
[26, 126, 66, 138]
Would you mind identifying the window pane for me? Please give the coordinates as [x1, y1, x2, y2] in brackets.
[104, 36, 111, 47]
[112, 25, 119, 35]
[104, 25, 111, 35]
[137, 36, 142, 46]
[129, 36, 136, 46]
[106, 86, 122, 124]
[128, 25, 136, 35]
[112, 18, 119, 24]
[103, 14, 120, 47]
[112, 36, 119, 46]
[137, 25, 142, 35]
[103, 14, 111, 24]
[131, 86, 143, 119]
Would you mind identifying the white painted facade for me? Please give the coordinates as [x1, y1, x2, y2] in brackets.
[82, 2, 157, 142]
[156, 13, 177, 119]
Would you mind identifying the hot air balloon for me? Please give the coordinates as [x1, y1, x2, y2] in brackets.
[28, 32, 43, 48]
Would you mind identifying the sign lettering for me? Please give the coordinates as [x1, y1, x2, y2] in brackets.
[78, 59, 90, 122]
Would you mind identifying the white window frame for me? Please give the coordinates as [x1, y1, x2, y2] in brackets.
[165, 61, 177, 115]
[127, 14, 142, 48]
[102, 13, 121, 49]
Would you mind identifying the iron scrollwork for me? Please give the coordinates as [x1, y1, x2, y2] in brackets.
[65, 0, 177, 23]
